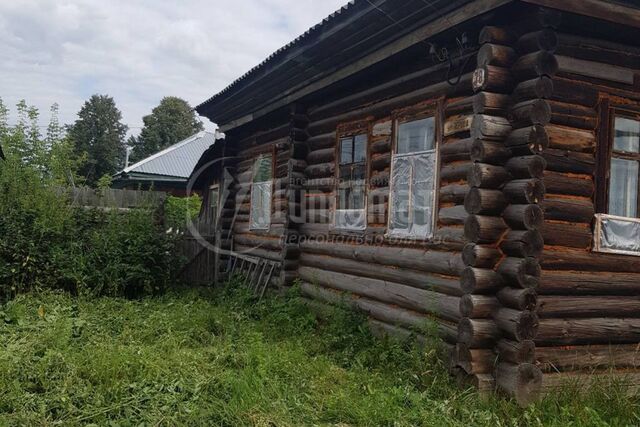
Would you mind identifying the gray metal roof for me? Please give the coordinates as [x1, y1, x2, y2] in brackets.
[117, 131, 217, 180]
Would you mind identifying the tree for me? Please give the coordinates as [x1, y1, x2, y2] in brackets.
[68, 95, 127, 186]
[129, 97, 203, 163]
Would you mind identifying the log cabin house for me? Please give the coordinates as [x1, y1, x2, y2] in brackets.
[189, 0, 640, 405]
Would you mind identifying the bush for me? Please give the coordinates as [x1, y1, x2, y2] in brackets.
[164, 194, 202, 230]
[0, 155, 179, 300]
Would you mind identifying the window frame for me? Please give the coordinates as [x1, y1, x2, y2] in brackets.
[208, 184, 220, 228]
[386, 100, 442, 241]
[249, 153, 274, 231]
[596, 101, 640, 217]
[333, 120, 369, 232]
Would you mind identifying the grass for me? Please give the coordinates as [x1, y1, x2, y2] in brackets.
[0, 283, 638, 426]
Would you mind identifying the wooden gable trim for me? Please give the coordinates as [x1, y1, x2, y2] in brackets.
[522, 0, 640, 29]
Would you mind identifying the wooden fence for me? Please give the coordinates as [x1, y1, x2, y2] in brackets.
[65, 187, 167, 209]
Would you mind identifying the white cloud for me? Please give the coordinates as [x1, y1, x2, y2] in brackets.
[0, 0, 347, 134]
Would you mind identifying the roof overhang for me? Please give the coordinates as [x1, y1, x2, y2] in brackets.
[198, 0, 640, 132]
[198, 0, 512, 131]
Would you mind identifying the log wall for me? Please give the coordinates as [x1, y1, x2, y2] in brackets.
[200, 3, 640, 405]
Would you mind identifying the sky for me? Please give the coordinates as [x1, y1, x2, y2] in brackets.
[0, 0, 348, 135]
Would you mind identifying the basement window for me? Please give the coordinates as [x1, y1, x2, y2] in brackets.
[388, 115, 438, 239]
[250, 154, 272, 230]
[335, 134, 367, 231]
[595, 110, 640, 255]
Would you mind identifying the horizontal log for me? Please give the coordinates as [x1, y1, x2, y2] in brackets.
[497, 257, 541, 288]
[512, 77, 554, 103]
[539, 269, 640, 294]
[464, 215, 508, 243]
[458, 318, 500, 348]
[497, 339, 535, 365]
[234, 234, 283, 252]
[445, 96, 473, 117]
[541, 148, 595, 175]
[537, 295, 640, 318]
[540, 197, 594, 223]
[307, 147, 335, 165]
[546, 125, 595, 153]
[472, 65, 514, 93]
[371, 152, 391, 170]
[456, 344, 496, 374]
[234, 244, 282, 262]
[467, 163, 510, 188]
[536, 318, 640, 345]
[470, 139, 511, 165]
[505, 125, 549, 154]
[460, 294, 500, 319]
[471, 115, 512, 140]
[494, 308, 539, 341]
[305, 162, 335, 179]
[473, 92, 510, 115]
[477, 43, 517, 67]
[497, 287, 538, 311]
[307, 132, 336, 150]
[503, 179, 545, 204]
[300, 282, 457, 342]
[441, 138, 473, 163]
[512, 51, 559, 80]
[298, 266, 461, 322]
[550, 77, 598, 108]
[540, 221, 591, 248]
[300, 239, 464, 276]
[495, 362, 542, 407]
[517, 29, 559, 54]
[440, 162, 472, 184]
[543, 171, 593, 197]
[505, 155, 546, 180]
[499, 230, 544, 258]
[440, 184, 469, 204]
[462, 243, 502, 268]
[370, 138, 390, 154]
[439, 205, 468, 226]
[548, 100, 598, 130]
[305, 178, 335, 192]
[536, 344, 640, 371]
[461, 267, 504, 294]
[299, 252, 463, 296]
[508, 99, 551, 127]
[478, 26, 514, 46]
[465, 188, 508, 215]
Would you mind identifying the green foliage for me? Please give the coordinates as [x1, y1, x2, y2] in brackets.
[1, 289, 638, 426]
[67, 94, 128, 186]
[164, 195, 202, 230]
[129, 97, 204, 163]
[0, 97, 178, 299]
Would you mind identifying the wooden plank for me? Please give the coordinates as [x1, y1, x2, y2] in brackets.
[556, 55, 636, 85]
[522, 0, 640, 29]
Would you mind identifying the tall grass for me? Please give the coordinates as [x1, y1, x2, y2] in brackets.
[0, 285, 638, 426]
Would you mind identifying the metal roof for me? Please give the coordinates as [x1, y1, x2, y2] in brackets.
[116, 131, 217, 180]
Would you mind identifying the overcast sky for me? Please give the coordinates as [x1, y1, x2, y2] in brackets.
[0, 0, 348, 135]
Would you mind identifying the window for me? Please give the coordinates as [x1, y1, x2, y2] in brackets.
[595, 109, 640, 255]
[335, 134, 367, 230]
[388, 115, 438, 238]
[208, 185, 220, 227]
[250, 154, 272, 230]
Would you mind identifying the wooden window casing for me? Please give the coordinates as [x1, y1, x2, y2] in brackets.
[595, 99, 640, 255]
[387, 100, 442, 240]
[208, 185, 220, 228]
[596, 102, 640, 217]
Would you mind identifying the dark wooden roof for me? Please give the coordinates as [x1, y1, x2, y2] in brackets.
[197, 0, 640, 129]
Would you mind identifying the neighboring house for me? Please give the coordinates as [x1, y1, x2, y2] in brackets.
[113, 131, 218, 196]
[190, 0, 640, 404]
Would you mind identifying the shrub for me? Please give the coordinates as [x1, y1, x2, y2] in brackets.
[164, 194, 202, 231]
